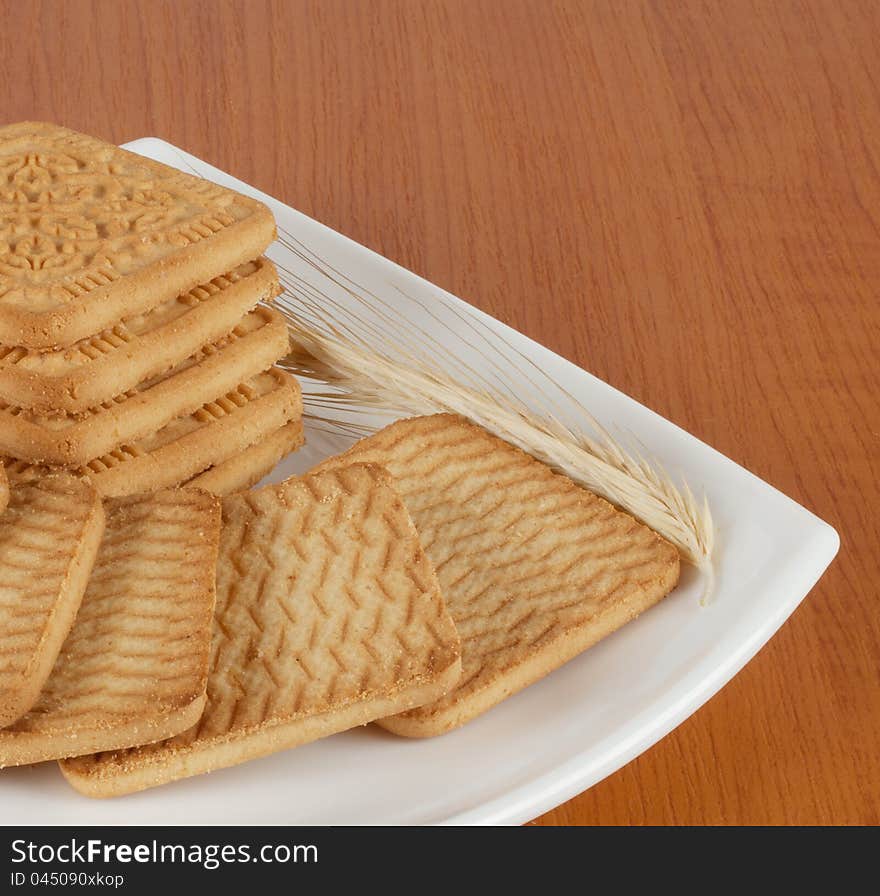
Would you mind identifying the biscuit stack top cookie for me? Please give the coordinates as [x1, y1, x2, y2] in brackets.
[0, 122, 303, 496]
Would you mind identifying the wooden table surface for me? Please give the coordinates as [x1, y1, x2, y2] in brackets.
[3, 0, 876, 825]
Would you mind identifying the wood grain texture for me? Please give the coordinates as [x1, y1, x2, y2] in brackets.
[1, 0, 876, 824]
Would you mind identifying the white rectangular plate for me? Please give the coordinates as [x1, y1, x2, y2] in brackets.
[0, 140, 838, 826]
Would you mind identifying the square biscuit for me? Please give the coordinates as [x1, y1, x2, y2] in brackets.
[0, 474, 104, 727]
[0, 258, 280, 413]
[61, 464, 461, 796]
[0, 489, 220, 766]
[316, 414, 681, 737]
[0, 121, 275, 348]
[184, 420, 305, 495]
[0, 306, 290, 466]
[5, 368, 303, 497]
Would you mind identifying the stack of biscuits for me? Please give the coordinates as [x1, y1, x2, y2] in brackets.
[0, 121, 303, 496]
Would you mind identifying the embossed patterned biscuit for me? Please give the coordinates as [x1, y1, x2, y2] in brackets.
[185, 419, 305, 495]
[0, 490, 219, 766]
[61, 464, 461, 796]
[0, 474, 104, 728]
[0, 463, 7, 515]
[0, 258, 280, 413]
[4, 369, 302, 497]
[0, 306, 290, 465]
[317, 414, 680, 737]
[0, 122, 276, 349]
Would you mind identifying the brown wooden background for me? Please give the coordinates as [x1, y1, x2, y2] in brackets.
[2, 0, 876, 824]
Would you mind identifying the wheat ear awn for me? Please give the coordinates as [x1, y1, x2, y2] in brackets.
[269, 235, 715, 597]
[169, 150, 715, 598]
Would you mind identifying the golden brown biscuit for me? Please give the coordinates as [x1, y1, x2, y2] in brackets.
[61, 464, 461, 796]
[5, 368, 302, 497]
[0, 258, 280, 413]
[0, 306, 289, 466]
[185, 419, 305, 495]
[0, 474, 104, 728]
[0, 122, 275, 349]
[0, 489, 219, 766]
[317, 414, 680, 736]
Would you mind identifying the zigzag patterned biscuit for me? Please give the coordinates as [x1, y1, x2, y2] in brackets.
[316, 414, 681, 737]
[0, 489, 219, 766]
[0, 306, 289, 466]
[4, 368, 302, 497]
[185, 419, 305, 495]
[0, 122, 275, 349]
[61, 464, 461, 796]
[0, 258, 280, 413]
[0, 474, 104, 728]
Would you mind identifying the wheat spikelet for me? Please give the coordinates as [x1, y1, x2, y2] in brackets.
[270, 234, 715, 594]
[167, 150, 715, 596]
